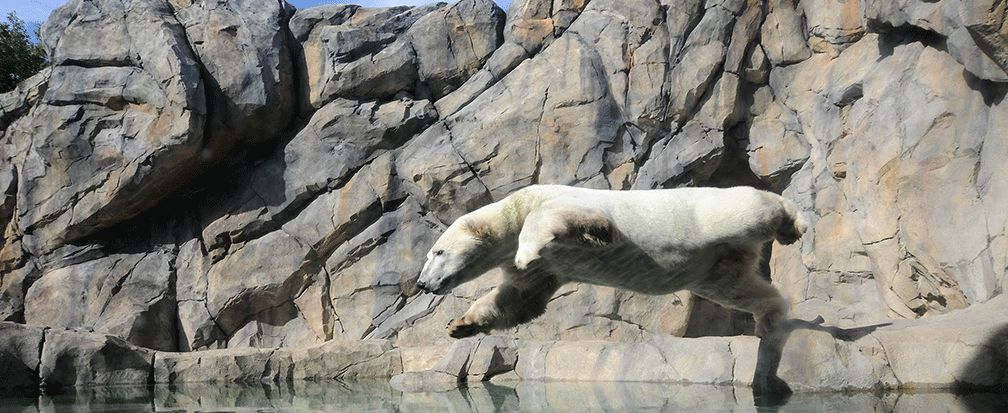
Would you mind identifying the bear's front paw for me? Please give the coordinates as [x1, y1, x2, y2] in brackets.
[448, 317, 489, 339]
[753, 374, 792, 407]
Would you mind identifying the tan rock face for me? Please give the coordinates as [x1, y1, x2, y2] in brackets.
[767, 35, 1007, 325]
[802, 0, 865, 56]
[170, 0, 296, 147]
[14, 0, 206, 254]
[295, 0, 505, 108]
[0, 0, 1006, 392]
[24, 250, 176, 351]
[761, 4, 812, 65]
[504, 0, 589, 53]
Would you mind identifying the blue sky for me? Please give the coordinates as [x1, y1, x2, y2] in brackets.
[1, 0, 513, 26]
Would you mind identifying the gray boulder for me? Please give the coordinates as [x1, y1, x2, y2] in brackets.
[801, 0, 865, 55]
[863, 0, 1008, 82]
[16, 0, 206, 252]
[295, 1, 504, 108]
[760, 4, 812, 66]
[0, 265, 38, 322]
[0, 322, 44, 392]
[294, 4, 439, 108]
[390, 335, 518, 392]
[153, 346, 278, 384]
[170, 0, 297, 147]
[40, 328, 154, 390]
[153, 338, 401, 384]
[504, 0, 589, 53]
[23, 250, 176, 351]
[407, 0, 505, 98]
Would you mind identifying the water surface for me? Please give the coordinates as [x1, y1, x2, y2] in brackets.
[1, 380, 1005, 412]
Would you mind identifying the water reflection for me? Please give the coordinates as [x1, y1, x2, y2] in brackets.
[1, 380, 1005, 412]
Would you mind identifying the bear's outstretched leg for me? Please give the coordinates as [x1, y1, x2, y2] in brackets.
[690, 259, 792, 404]
[449, 270, 562, 338]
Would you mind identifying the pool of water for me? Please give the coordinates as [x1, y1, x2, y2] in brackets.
[1, 380, 1005, 412]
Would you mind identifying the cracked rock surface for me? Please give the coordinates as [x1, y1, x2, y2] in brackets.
[1, 0, 1006, 392]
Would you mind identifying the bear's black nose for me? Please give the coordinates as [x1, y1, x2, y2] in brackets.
[416, 281, 431, 293]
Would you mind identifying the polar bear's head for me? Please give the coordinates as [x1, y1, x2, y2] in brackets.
[416, 218, 499, 295]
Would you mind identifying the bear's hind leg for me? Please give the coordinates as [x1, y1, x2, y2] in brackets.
[690, 256, 791, 400]
[448, 270, 562, 338]
[690, 247, 789, 338]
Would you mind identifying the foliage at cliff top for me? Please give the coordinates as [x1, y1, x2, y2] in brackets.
[0, 12, 47, 93]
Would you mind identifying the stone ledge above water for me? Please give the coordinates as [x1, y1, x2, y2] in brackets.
[2, 295, 1005, 395]
[394, 295, 1008, 393]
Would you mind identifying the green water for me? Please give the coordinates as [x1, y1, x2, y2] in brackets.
[0, 380, 1004, 412]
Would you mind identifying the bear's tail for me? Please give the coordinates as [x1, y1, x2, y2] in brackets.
[775, 197, 807, 245]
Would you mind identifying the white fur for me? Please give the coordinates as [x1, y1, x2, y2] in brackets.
[513, 185, 799, 293]
[417, 185, 805, 341]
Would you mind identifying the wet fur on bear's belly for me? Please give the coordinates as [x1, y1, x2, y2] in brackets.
[539, 241, 757, 295]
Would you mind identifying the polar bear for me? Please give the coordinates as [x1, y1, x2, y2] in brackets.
[416, 184, 806, 393]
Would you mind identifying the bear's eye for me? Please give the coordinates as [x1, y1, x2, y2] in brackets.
[434, 250, 445, 256]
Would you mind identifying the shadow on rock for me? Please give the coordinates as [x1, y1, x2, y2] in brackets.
[752, 316, 893, 408]
[789, 315, 892, 341]
[953, 323, 1008, 413]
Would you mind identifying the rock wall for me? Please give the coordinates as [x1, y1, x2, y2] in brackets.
[0, 0, 1006, 392]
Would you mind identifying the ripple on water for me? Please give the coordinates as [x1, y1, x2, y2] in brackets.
[0, 380, 1006, 412]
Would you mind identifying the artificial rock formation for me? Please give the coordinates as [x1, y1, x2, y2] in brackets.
[0, 0, 1006, 394]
